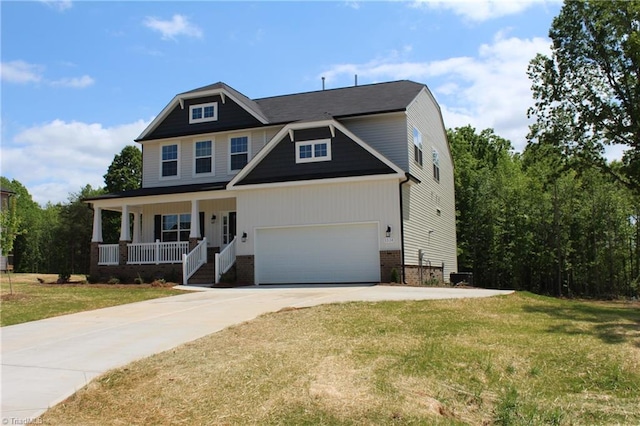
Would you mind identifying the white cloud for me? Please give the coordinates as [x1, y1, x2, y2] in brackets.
[143, 14, 203, 41]
[1, 119, 150, 205]
[319, 32, 552, 152]
[411, 0, 555, 22]
[39, 0, 72, 12]
[1, 60, 43, 84]
[50, 75, 95, 88]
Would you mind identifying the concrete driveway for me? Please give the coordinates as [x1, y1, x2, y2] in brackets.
[1, 284, 512, 422]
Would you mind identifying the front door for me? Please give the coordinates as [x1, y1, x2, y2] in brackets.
[222, 212, 237, 245]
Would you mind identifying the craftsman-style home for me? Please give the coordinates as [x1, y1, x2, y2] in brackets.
[86, 80, 457, 285]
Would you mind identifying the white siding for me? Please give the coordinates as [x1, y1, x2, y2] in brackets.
[236, 179, 401, 256]
[404, 89, 458, 281]
[342, 113, 408, 170]
[141, 126, 283, 188]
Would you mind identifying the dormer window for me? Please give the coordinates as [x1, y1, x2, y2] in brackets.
[189, 102, 218, 124]
[295, 139, 332, 163]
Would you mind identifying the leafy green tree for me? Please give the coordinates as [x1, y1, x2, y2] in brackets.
[528, 0, 640, 193]
[104, 145, 142, 193]
[102, 145, 142, 243]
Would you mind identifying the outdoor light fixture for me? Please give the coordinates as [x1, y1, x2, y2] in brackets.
[241, 232, 247, 242]
[210, 214, 217, 224]
[386, 226, 392, 238]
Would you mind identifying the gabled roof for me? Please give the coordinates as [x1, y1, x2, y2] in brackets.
[136, 80, 426, 142]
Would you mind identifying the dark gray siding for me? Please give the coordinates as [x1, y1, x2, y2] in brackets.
[146, 95, 264, 140]
[237, 128, 395, 185]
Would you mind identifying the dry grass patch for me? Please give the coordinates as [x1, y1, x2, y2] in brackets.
[42, 293, 640, 425]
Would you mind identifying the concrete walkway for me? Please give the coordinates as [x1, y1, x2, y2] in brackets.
[1, 285, 512, 422]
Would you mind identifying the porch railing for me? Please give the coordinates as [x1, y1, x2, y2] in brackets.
[128, 240, 189, 264]
[98, 244, 119, 265]
[182, 238, 207, 285]
[215, 236, 237, 283]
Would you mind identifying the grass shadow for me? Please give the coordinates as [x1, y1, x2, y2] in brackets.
[522, 298, 640, 347]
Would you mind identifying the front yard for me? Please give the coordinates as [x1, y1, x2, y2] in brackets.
[41, 292, 640, 425]
[0, 273, 187, 326]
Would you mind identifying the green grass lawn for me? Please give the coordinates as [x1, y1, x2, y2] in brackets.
[0, 273, 187, 326]
[41, 292, 640, 425]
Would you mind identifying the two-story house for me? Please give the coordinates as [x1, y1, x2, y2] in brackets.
[86, 80, 457, 285]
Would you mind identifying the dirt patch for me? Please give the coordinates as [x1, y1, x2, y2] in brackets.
[0, 293, 32, 302]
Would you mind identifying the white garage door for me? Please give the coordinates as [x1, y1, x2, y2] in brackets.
[255, 223, 380, 284]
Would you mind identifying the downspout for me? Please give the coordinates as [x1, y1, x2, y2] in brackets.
[399, 173, 411, 284]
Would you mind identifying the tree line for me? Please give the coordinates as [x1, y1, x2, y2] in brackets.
[1, 0, 637, 297]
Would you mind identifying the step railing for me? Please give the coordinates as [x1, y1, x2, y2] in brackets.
[182, 238, 208, 285]
[215, 236, 237, 283]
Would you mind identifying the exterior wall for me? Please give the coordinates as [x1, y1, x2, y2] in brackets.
[342, 113, 408, 170]
[380, 250, 402, 283]
[236, 255, 255, 284]
[235, 179, 401, 257]
[403, 89, 458, 282]
[140, 198, 236, 247]
[141, 127, 280, 188]
[92, 263, 184, 284]
[404, 264, 444, 286]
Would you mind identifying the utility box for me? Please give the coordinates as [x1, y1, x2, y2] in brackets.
[450, 272, 473, 287]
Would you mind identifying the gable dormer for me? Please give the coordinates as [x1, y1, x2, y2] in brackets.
[136, 82, 269, 142]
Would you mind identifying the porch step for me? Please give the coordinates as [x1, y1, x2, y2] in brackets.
[187, 261, 215, 285]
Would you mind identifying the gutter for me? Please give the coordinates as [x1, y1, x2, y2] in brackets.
[398, 172, 421, 284]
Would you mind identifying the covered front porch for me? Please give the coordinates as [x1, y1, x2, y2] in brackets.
[87, 188, 238, 284]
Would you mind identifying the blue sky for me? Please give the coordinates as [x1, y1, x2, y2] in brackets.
[1, 0, 573, 205]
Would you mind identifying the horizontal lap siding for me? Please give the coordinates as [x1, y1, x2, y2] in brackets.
[142, 127, 281, 188]
[342, 113, 408, 170]
[404, 90, 458, 281]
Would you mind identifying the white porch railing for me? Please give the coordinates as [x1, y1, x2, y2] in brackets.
[182, 238, 207, 285]
[98, 244, 119, 265]
[127, 240, 189, 264]
[215, 236, 237, 283]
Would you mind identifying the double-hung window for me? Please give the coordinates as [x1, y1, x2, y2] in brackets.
[194, 140, 213, 175]
[189, 102, 218, 124]
[295, 139, 331, 163]
[432, 149, 440, 182]
[161, 144, 179, 178]
[162, 214, 191, 242]
[413, 128, 423, 166]
[230, 136, 249, 171]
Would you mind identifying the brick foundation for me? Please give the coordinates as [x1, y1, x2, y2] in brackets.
[404, 264, 444, 286]
[91, 263, 183, 284]
[236, 255, 255, 284]
[380, 250, 402, 283]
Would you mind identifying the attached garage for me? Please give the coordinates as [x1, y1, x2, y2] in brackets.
[255, 223, 380, 284]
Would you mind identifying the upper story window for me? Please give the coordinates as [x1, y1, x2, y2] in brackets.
[230, 136, 249, 171]
[161, 143, 179, 178]
[432, 148, 440, 182]
[189, 102, 218, 124]
[194, 140, 213, 175]
[413, 127, 423, 166]
[295, 139, 332, 164]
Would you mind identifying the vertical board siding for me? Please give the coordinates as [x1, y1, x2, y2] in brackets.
[141, 126, 284, 188]
[236, 179, 401, 256]
[404, 89, 458, 281]
[342, 113, 408, 170]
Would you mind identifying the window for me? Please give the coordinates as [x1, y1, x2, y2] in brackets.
[189, 102, 218, 124]
[295, 139, 332, 163]
[230, 136, 249, 171]
[194, 140, 213, 175]
[162, 214, 190, 242]
[161, 144, 179, 178]
[432, 149, 440, 182]
[413, 128, 423, 166]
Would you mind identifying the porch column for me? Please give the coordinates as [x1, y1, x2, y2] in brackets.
[120, 205, 131, 241]
[132, 212, 141, 243]
[190, 199, 200, 239]
[91, 207, 103, 242]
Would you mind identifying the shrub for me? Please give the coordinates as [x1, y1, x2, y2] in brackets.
[134, 274, 144, 285]
[390, 268, 399, 283]
[107, 277, 120, 285]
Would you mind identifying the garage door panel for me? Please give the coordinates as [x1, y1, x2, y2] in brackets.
[256, 223, 380, 284]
